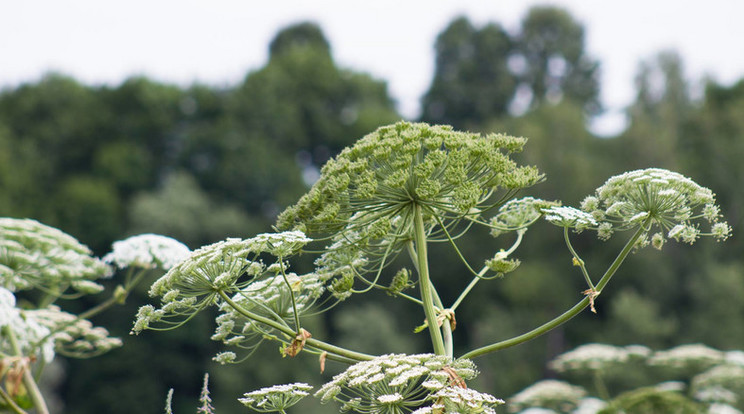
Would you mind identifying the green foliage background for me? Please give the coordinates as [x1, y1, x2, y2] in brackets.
[1, 7, 742, 413]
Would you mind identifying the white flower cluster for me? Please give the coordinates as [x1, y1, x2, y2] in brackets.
[0, 218, 111, 291]
[490, 197, 553, 236]
[691, 364, 744, 405]
[252, 231, 312, 257]
[508, 380, 587, 413]
[239, 382, 313, 412]
[103, 234, 190, 270]
[412, 386, 504, 414]
[550, 343, 651, 373]
[28, 305, 123, 358]
[0, 287, 56, 363]
[708, 403, 744, 414]
[134, 232, 313, 335]
[542, 206, 597, 229]
[649, 343, 726, 372]
[316, 354, 478, 412]
[580, 168, 731, 244]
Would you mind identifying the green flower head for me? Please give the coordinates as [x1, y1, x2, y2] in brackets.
[276, 122, 541, 291]
[277, 121, 542, 237]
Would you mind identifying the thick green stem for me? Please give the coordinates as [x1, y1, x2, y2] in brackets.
[413, 204, 446, 356]
[461, 224, 647, 360]
[218, 291, 374, 363]
[5, 328, 49, 414]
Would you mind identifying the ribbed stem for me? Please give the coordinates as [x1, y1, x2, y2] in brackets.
[413, 204, 446, 356]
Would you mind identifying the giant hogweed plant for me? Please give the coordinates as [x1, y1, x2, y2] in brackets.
[0, 121, 731, 413]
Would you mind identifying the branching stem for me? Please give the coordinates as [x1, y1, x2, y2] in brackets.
[218, 290, 373, 363]
[461, 222, 648, 360]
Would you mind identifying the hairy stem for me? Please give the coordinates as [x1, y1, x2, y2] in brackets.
[461, 223, 647, 360]
[413, 204, 446, 356]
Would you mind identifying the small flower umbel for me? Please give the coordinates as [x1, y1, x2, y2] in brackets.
[0, 218, 111, 292]
[133, 232, 311, 334]
[315, 353, 478, 413]
[103, 234, 190, 271]
[239, 383, 313, 413]
[412, 387, 504, 414]
[580, 168, 731, 245]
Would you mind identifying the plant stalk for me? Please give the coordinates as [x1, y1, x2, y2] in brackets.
[413, 204, 446, 356]
[218, 291, 374, 363]
[5, 328, 49, 414]
[461, 223, 647, 360]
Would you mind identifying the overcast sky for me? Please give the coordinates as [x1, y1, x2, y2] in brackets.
[1, 0, 743, 135]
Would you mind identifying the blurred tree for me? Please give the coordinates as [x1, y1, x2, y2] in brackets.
[128, 171, 262, 247]
[53, 176, 123, 252]
[269, 21, 332, 59]
[420, 16, 516, 128]
[679, 78, 744, 242]
[185, 21, 399, 215]
[515, 6, 601, 115]
[0, 74, 105, 174]
[618, 51, 693, 169]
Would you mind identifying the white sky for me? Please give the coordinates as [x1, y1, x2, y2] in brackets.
[1, 0, 743, 135]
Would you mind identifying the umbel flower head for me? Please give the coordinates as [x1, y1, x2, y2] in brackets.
[0, 218, 111, 292]
[277, 122, 541, 291]
[133, 231, 312, 334]
[508, 380, 587, 413]
[549, 343, 651, 373]
[239, 382, 313, 412]
[316, 353, 478, 413]
[277, 121, 541, 237]
[579, 168, 731, 245]
[1, 287, 56, 363]
[26, 305, 123, 358]
[412, 386, 505, 414]
[103, 234, 190, 270]
[488, 196, 556, 237]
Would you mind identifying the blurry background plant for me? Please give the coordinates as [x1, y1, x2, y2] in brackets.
[0, 4, 743, 413]
[505, 342, 744, 413]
